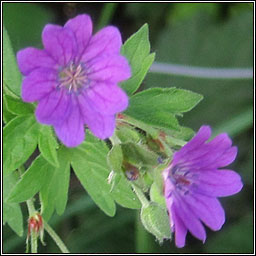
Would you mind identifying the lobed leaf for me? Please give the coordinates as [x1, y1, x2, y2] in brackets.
[40, 147, 70, 221]
[121, 24, 155, 95]
[69, 133, 140, 215]
[4, 94, 34, 116]
[3, 172, 23, 236]
[38, 125, 59, 167]
[7, 155, 52, 203]
[3, 114, 39, 175]
[3, 25, 21, 97]
[125, 87, 203, 130]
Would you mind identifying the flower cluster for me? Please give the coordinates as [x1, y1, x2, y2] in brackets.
[163, 125, 243, 247]
[17, 14, 131, 147]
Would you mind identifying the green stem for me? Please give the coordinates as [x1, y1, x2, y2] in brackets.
[131, 183, 149, 208]
[97, 3, 118, 30]
[43, 220, 70, 253]
[135, 211, 154, 253]
[31, 231, 38, 253]
[26, 199, 36, 216]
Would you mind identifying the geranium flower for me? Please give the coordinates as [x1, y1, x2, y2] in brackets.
[163, 125, 243, 247]
[17, 14, 131, 147]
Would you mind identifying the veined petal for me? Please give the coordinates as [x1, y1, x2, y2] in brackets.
[54, 106, 85, 147]
[173, 195, 206, 242]
[182, 193, 225, 231]
[17, 48, 57, 76]
[173, 125, 211, 166]
[84, 82, 128, 115]
[81, 26, 122, 63]
[42, 24, 77, 66]
[22, 68, 57, 102]
[172, 207, 188, 248]
[78, 94, 115, 139]
[174, 133, 233, 165]
[36, 89, 72, 126]
[64, 14, 92, 58]
[192, 169, 243, 197]
[87, 54, 131, 83]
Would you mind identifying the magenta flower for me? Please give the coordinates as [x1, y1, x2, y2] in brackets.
[17, 14, 131, 147]
[163, 125, 243, 248]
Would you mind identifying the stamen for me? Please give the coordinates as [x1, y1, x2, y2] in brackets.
[58, 62, 88, 94]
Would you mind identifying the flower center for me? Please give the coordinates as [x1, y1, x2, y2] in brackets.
[168, 164, 197, 196]
[58, 62, 88, 94]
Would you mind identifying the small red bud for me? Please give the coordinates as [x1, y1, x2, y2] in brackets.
[27, 213, 43, 238]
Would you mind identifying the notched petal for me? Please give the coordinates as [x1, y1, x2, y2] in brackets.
[64, 14, 93, 57]
[21, 68, 57, 102]
[17, 47, 57, 75]
[81, 26, 122, 62]
[42, 24, 77, 66]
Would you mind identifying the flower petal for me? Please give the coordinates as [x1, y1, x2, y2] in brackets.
[54, 106, 85, 147]
[64, 14, 92, 58]
[192, 169, 243, 197]
[17, 48, 57, 76]
[175, 133, 237, 170]
[42, 24, 77, 66]
[78, 94, 115, 139]
[173, 195, 206, 242]
[172, 207, 188, 248]
[173, 125, 211, 166]
[81, 26, 122, 63]
[22, 68, 57, 102]
[84, 82, 128, 115]
[87, 54, 131, 83]
[182, 193, 225, 231]
[36, 90, 72, 126]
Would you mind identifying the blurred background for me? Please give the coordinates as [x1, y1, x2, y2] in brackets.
[3, 2, 254, 254]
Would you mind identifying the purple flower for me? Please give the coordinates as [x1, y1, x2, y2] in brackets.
[163, 125, 243, 248]
[17, 14, 131, 147]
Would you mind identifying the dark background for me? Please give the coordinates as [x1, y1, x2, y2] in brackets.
[3, 2, 254, 253]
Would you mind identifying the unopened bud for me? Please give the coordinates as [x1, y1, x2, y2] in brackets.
[27, 212, 45, 245]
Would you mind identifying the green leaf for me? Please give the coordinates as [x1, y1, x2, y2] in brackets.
[3, 114, 39, 175]
[70, 133, 143, 215]
[107, 144, 123, 173]
[38, 125, 59, 167]
[111, 174, 141, 209]
[3, 25, 21, 97]
[70, 136, 116, 217]
[125, 87, 203, 130]
[122, 115, 159, 138]
[121, 142, 159, 167]
[3, 93, 16, 124]
[7, 155, 52, 203]
[3, 173, 23, 236]
[121, 24, 154, 95]
[40, 147, 70, 221]
[140, 202, 171, 242]
[4, 94, 34, 116]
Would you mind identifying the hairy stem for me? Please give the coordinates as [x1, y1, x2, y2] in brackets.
[131, 183, 149, 208]
[43, 220, 70, 253]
